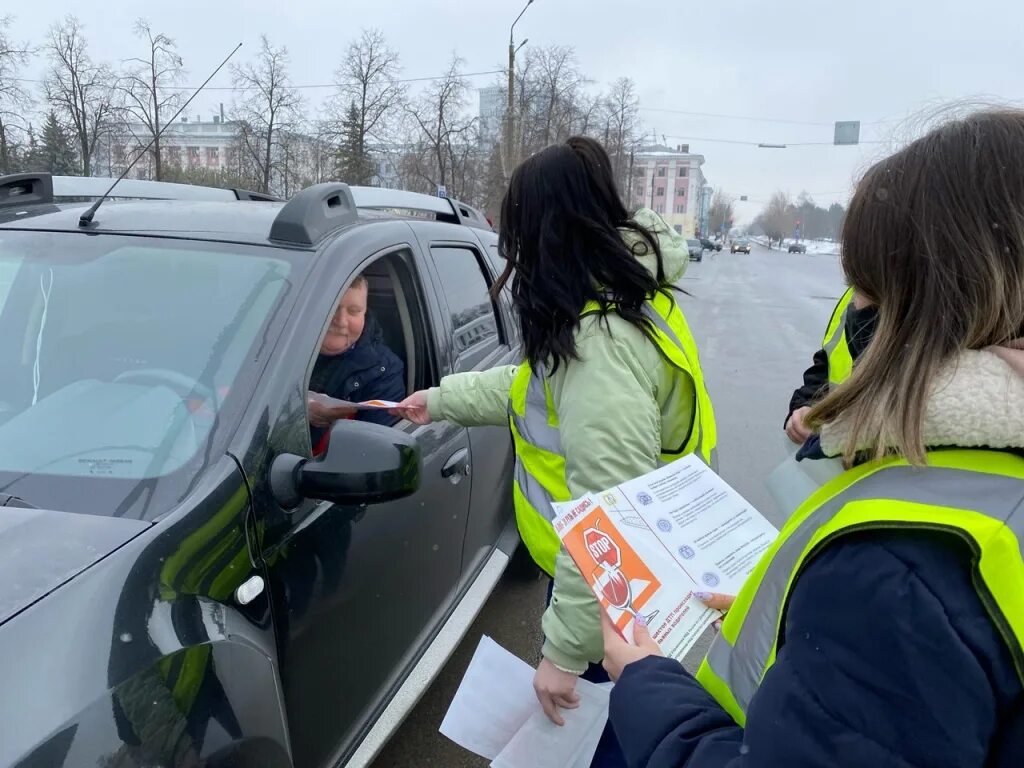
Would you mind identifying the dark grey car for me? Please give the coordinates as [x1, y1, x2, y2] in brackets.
[0, 174, 521, 768]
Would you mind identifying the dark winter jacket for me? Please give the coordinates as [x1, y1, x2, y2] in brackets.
[609, 527, 1024, 768]
[786, 303, 878, 425]
[309, 314, 405, 446]
[614, 345, 1024, 768]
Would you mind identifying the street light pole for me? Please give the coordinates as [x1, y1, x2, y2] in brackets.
[506, 0, 535, 179]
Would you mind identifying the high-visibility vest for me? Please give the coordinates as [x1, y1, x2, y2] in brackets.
[822, 287, 856, 386]
[507, 289, 718, 576]
[696, 448, 1024, 725]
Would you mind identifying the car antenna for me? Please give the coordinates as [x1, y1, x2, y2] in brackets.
[78, 42, 243, 228]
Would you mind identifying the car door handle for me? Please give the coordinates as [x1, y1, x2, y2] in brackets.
[442, 448, 471, 480]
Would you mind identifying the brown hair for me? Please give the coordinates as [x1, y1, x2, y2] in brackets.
[807, 109, 1024, 463]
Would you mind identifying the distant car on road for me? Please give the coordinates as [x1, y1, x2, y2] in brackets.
[686, 238, 704, 262]
[788, 242, 807, 253]
[731, 239, 752, 254]
[700, 237, 722, 252]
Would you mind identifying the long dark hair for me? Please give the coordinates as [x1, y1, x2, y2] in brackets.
[493, 136, 664, 373]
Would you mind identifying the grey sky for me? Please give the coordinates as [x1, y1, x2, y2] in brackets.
[12, 0, 1024, 222]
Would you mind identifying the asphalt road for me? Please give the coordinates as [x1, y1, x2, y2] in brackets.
[370, 241, 845, 767]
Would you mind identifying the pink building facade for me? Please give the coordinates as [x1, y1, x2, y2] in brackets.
[628, 145, 708, 238]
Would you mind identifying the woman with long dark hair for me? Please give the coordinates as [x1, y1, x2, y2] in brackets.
[600, 109, 1024, 768]
[396, 136, 717, 765]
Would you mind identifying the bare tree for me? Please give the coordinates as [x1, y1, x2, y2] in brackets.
[326, 29, 404, 185]
[708, 190, 735, 236]
[44, 16, 118, 177]
[230, 35, 303, 195]
[757, 191, 794, 247]
[0, 15, 34, 174]
[117, 19, 183, 180]
[404, 55, 479, 198]
[603, 77, 640, 192]
[532, 46, 586, 146]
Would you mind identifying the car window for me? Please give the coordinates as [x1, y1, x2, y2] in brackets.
[430, 245, 502, 371]
[0, 232, 292, 483]
[302, 249, 434, 455]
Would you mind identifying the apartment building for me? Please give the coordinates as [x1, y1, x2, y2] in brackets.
[628, 144, 708, 238]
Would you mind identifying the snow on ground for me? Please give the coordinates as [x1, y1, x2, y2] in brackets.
[747, 235, 840, 256]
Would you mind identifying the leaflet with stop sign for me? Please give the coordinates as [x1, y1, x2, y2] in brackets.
[553, 454, 778, 660]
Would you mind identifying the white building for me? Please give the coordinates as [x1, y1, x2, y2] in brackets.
[96, 109, 238, 179]
[627, 144, 708, 238]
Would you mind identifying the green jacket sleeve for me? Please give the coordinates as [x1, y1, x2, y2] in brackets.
[426, 364, 518, 427]
[541, 320, 664, 672]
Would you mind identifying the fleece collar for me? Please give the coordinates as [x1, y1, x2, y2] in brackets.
[820, 343, 1024, 456]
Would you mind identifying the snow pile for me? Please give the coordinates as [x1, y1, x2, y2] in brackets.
[746, 236, 840, 255]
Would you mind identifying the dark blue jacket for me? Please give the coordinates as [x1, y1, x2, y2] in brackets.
[609, 529, 1024, 768]
[309, 314, 406, 446]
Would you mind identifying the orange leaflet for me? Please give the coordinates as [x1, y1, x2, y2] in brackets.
[560, 504, 662, 632]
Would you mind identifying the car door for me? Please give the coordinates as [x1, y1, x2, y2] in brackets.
[245, 230, 473, 768]
[413, 229, 518, 579]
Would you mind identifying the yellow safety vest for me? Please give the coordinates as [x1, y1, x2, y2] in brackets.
[507, 289, 718, 576]
[696, 448, 1024, 725]
[822, 287, 856, 386]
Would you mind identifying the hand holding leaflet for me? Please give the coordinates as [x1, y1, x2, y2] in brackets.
[553, 455, 778, 661]
[307, 391, 400, 411]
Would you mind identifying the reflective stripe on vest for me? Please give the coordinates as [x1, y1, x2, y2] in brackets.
[507, 290, 718, 575]
[696, 451, 1024, 725]
[822, 287, 855, 386]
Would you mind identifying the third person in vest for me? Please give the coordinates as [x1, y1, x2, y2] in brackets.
[784, 287, 877, 445]
[395, 136, 716, 767]
[599, 108, 1024, 768]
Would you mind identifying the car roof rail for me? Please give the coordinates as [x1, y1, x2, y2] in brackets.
[232, 188, 283, 202]
[51, 174, 238, 201]
[269, 182, 359, 246]
[0, 173, 55, 209]
[349, 186, 461, 223]
[0, 172, 286, 205]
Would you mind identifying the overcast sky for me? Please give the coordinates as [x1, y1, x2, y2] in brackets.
[12, 0, 1024, 222]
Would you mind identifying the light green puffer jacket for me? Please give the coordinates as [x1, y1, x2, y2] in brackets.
[426, 209, 697, 673]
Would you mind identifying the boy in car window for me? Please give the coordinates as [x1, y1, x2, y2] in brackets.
[308, 275, 405, 453]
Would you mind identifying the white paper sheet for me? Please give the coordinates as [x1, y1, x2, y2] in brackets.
[491, 682, 612, 768]
[439, 636, 611, 768]
[439, 636, 537, 760]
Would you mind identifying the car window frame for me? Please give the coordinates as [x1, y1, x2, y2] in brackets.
[420, 237, 508, 374]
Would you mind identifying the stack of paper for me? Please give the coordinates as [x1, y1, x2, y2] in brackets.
[440, 636, 611, 768]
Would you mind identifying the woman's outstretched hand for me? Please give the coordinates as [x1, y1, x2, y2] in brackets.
[391, 390, 432, 425]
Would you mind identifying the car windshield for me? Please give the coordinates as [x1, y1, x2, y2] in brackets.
[687, 239, 701, 247]
[0, 231, 293, 514]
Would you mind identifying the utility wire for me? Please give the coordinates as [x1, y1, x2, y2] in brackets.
[13, 68, 504, 91]
[640, 107, 897, 126]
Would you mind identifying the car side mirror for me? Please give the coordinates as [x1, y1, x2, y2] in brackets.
[271, 419, 421, 509]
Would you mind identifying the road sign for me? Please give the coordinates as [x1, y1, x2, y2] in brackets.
[834, 121, 860, 146]
[436, 185, 448, 198]
[584, 527, 621, 569]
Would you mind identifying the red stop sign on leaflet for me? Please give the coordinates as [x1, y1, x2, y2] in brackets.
[584, 527, 621, 568]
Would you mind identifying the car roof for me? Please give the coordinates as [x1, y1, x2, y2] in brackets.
[0, 174, 493, 250]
